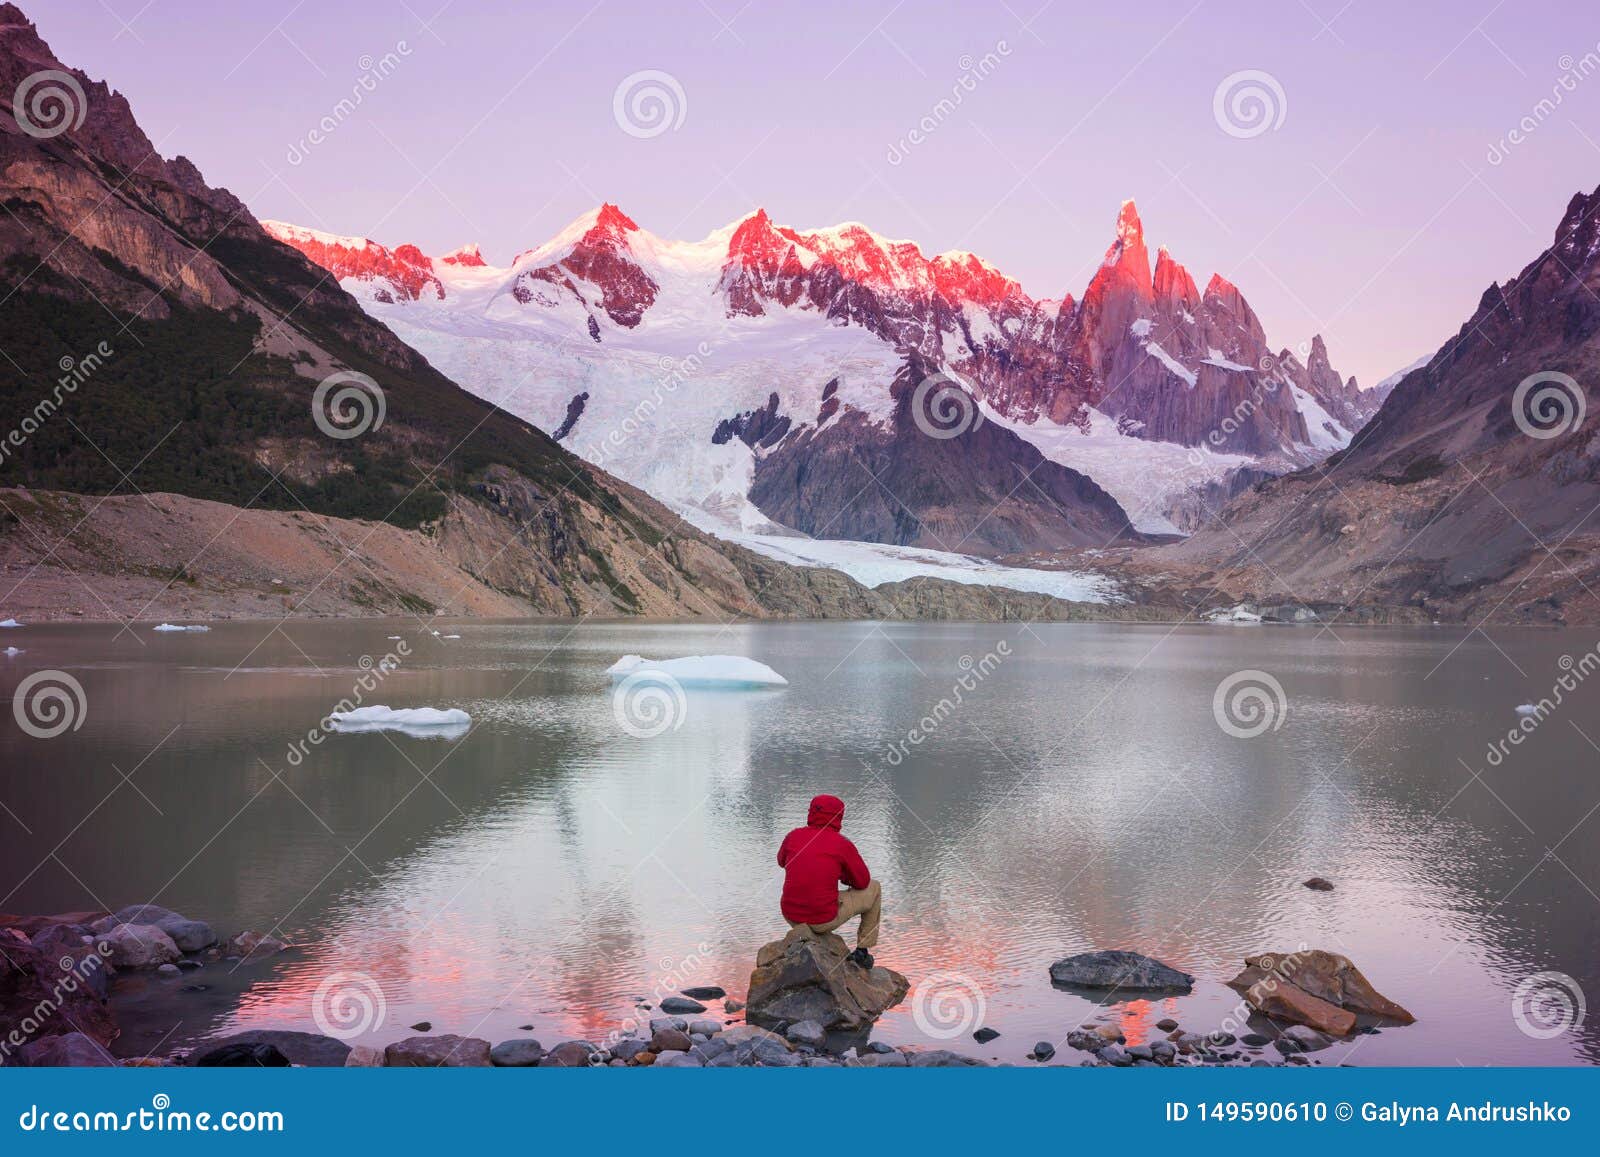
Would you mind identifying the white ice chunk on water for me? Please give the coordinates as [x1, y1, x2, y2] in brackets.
[0, 618, 21, 627]
[1206, 605, 1262, 624]
[607, 654, 788, 689]
[153, 623, 210, 632]
[1515, 704, 1540, 716]
[327, 705, 471, 737]
[3, 646, 22, 656]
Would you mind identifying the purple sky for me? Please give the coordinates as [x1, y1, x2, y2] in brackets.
[38, 0, 1600, 385]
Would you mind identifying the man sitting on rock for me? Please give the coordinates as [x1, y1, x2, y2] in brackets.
[777, 794, 881, 969]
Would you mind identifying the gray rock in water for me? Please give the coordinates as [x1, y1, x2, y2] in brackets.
[194, 1042, 290, 1067]
[1127, 1044, 1153, 1060]
[973, 1026, 1000, 1043]
[1303, 877, 1335, 891]
[785, 1019, 827, 1048]
[157, 963, 180, 976]
[20, 1033, 114, 1067]
[155, 917, 216, 953]
[866, 1040, 897, 1054]
[723, 998, 746, 1013]
[490, 1039, 546, 1067]
[222, 930, 289, 960]
[1031, 1041, 1056, 1060]
[680, 986, 725, 1000]
[746, 930, 908, 1032]
[410, 1021, 432, 1032]
[385, 1034, 492, 1068]
[1282, 1025, 1334, 1052]
[102, 923, 180, 969]
[1155, 1017, 1179, 1031]
[687, 1018, 723, 1037]
[94, 904, 181, 933]
[1097, 1044, 1133, 1066]
[345, 1045, 384, 1067]
[1048, 950, 1194, 992]
[188, 1029, 351, 1067]
[648, 1016, 688, 1035]
[1064, 1030, 1102, 1052]
[1149, 1040, 1177, 1062]
[658, 996, 707, 1014]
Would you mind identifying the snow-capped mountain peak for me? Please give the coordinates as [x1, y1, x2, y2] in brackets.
[265, 200, 1381, 540]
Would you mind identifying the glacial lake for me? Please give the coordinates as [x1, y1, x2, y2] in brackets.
[2, 619, 1596, 1066]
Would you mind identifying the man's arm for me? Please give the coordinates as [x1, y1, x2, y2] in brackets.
[838, 836, 871, 890]
[776, 831, 791, 868]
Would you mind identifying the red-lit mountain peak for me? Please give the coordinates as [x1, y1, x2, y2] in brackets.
[440, 243, 486, 267]
[260, 221, 442, 302]
[1152, 246, 1199, 310]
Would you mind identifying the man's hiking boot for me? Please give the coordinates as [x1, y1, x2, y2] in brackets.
[848, 947, 875, 970]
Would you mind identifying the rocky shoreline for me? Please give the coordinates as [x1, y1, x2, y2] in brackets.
[2, 907, 1415, 1070]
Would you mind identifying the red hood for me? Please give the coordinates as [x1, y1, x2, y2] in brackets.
[806, 794, 845, 831]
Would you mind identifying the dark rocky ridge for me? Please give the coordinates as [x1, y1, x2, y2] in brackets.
[749, 361, 1142, 554]
[1160, 183, 1600, 624]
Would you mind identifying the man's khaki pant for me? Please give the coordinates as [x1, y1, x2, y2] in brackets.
[788, 878, 881, 950]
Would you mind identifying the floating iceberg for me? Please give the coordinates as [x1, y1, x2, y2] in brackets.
[3, 646, 22, 656]
[1514, 703, 1540, 717]
[1206, 605, 1262, 624]
[0, 618, 21, 628]
[327, 705, 471, 737]
[153, 623, 211, 632]
[606, 654, 788, 689]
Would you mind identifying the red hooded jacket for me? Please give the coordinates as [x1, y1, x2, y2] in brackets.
[777, 794, 871, 925]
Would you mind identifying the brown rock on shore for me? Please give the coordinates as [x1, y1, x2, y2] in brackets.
[1226, 949, 1415, 1035]
[746, 929, 909, 1032]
